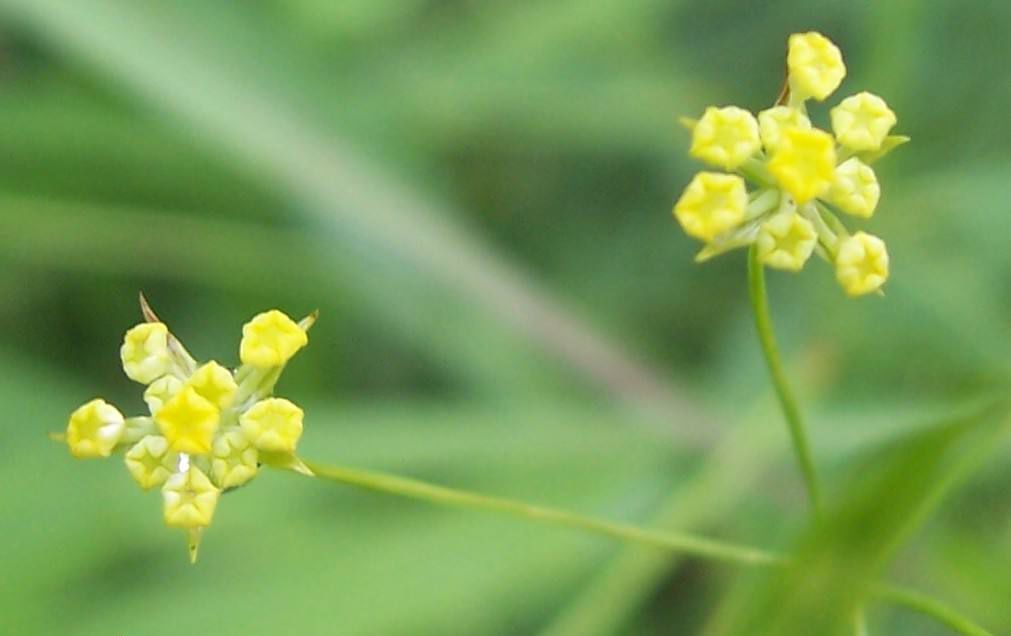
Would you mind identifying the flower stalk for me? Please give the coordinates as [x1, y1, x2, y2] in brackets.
[298, 459, 782, 567]
[296, 458, 993, 636]
[748, 245, 822, 513]
[873, 584, 995, 636]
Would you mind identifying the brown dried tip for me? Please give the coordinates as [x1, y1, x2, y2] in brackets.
[775, 73, 790, 106]
[298, 310, 320, 332]
[137, 292, 198, 374]
[138, 291, 162, 324]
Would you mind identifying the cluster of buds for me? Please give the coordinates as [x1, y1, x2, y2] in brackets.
[59, 295, 316, 561]
[673, 32, 907, 296]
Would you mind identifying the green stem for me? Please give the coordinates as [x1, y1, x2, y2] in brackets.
[853, 605, 868, 636]
[295, 459, 993, 636]
[747, 245, 822, 513]
[299, 459, 782, 567]
[873, 584, 995, 636]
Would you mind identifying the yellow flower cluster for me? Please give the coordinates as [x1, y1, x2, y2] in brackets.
[62, 298, 316, 562]
[672, 31, 907, 296]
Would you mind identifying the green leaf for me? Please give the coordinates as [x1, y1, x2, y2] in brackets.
[703, 400, 1010, 636]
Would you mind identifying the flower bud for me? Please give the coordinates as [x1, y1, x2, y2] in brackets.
[124, 435, 178, 490]
[826, 158, 880, 218]
[187, 361, 238, 410]
[689, 106, 761, 170]
[758, 106, 811, 152]
[756, 213, 818, 272]
[211, 430, 259, 489]
[120, 322, 172, 384]
[835, 231, 889, 296]
[240, 398, 304, 454]
[239, 310, 308, 368]
[155, 387, 220, 454]
[787, 32, 846, 101]
[831, 92, 897, 152]
[768, 128, 836, 204]
[143, 375, 184, 415]
[162, 467, 220, 529]
[673, 172, 748, 242]
[66, 399, 126, 458]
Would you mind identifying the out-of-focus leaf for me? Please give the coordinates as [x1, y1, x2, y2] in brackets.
[0, 0, 710, 437]
[0, 194, 570, 398]
[703, 400, 1010, 636]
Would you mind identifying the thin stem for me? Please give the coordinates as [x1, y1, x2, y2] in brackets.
[296, 459, 993, 635]
[747, 245, 822, 513]
[299, 459, 782, 567]
[873, 584, 995, 636]
[853, 605, 869, 636]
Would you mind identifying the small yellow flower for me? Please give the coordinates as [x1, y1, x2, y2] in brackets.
[835, 231, 889, 296]
[689, 106, 761, 170]
[143, 375, 183, 415]
[162, 467, 220, 529]
[155, 387, 220, 454]
[187, 361, 238, 410]
[826, 158, 880, 218]
[673, 172, 748, 242]
[66, 399, 126, 458]
[758, 106, 812, 152]
[787, 31, 846, 101]
[756, 213, 818, 272]
[59, 296, 322, 563]
[120, 322, 173, 384]
[768, 128, 836, 204]
[240, 310, 308, 368]
[212, 430, 259, 489]
[124, 435, 178, 490]
[240, 398, 304, 454]
[830, 92, 896, 152]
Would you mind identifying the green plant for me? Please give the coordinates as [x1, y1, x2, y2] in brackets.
[29, 9, 1002, 634]
[56, 289, 1005, 634]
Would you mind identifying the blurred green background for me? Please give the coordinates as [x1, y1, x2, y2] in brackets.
[0, 1, 1009, 634]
